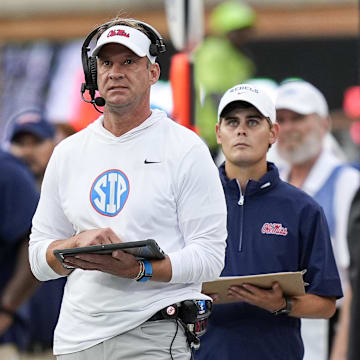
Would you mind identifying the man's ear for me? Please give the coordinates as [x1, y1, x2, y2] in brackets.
[216, 122, 222, 145]
[149, 63, 160, 85]
[314, 114, 330, 139]
[323, 115, 331, 133]
[269, 122, 279, 146]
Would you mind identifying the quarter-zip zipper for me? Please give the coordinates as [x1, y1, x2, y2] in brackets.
[238, 194, 244, 205]
[236, 180, 245, 252]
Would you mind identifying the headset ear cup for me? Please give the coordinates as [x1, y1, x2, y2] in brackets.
[136, 20, 166, 57]
[89, 56, 98, 91]
[149, 43, 158, 57]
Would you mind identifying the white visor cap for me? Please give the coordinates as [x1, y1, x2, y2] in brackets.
[92, 25, 156, 64]
[218, 84, 276, 123]
[276, 81, 328, 117]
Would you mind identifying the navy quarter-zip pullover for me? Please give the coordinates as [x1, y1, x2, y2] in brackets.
[196, 162, 343, 360]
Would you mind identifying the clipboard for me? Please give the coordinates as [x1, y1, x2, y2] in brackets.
[202, 271, 307, 304]
[53, 239, 166, 265]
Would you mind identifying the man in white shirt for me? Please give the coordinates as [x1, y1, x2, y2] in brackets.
[29, 17, 227, 360]
[274, 80, 360, 360]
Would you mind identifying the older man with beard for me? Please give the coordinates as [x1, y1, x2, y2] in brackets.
[275, 80, 360, 360]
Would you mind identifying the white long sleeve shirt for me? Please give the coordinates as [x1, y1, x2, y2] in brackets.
[29, 110, 227, 355]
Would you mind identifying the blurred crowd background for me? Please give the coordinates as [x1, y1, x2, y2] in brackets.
[0, 0, 359, 162]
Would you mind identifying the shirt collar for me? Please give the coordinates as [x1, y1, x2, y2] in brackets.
[88, 109, 165, 143]
[302, 150, 342, 195]
[279, 149, 342, 196]
[219, 161, 280, 196]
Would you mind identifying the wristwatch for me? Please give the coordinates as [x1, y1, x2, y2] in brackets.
[272, 297, 292, 316]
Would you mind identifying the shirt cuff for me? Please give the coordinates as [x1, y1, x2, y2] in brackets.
[31, 240, 65, 281]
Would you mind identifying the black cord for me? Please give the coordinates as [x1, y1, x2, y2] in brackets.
[169, 319, 179, 360]
[92, 103, 104, 114]
[169, 319, 196, 360]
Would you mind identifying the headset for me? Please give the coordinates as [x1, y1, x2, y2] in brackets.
[81, 19, 167, 113]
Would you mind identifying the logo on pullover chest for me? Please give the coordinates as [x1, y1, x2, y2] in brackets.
[261, 223, 288, 236]
[90, 169, 129, 216]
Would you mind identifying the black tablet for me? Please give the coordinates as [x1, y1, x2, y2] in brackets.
[53, 239, 166, 264]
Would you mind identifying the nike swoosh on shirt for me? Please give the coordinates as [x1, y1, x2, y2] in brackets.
[144, 159, 161, 164]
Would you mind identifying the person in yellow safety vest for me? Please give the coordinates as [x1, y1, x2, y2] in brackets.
[194, 0, 256, 157]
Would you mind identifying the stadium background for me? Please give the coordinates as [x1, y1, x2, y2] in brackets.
[0, 0, 358, 160]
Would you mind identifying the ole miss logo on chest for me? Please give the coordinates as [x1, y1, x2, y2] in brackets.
[90, 169, 130, 216]
[261, 223, 288, 236]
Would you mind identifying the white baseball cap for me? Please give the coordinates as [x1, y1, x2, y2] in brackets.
[92, 25, 156, 63]
[276, 81, 328, 117]
[218, 83, 276, 123]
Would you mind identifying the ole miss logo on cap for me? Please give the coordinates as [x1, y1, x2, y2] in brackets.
[107, 29, 130, 38]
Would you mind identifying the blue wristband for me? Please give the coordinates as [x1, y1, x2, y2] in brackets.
[138, 260, 152, 282]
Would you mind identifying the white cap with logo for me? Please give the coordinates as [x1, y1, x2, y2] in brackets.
[275, 81, 328, 117]
[218, 84, 276, 123]
[92, 25, 156, 63]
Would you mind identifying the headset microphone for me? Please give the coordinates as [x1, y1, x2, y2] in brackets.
[94, 97, 106, 107]
[80, 83, 105, 113]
